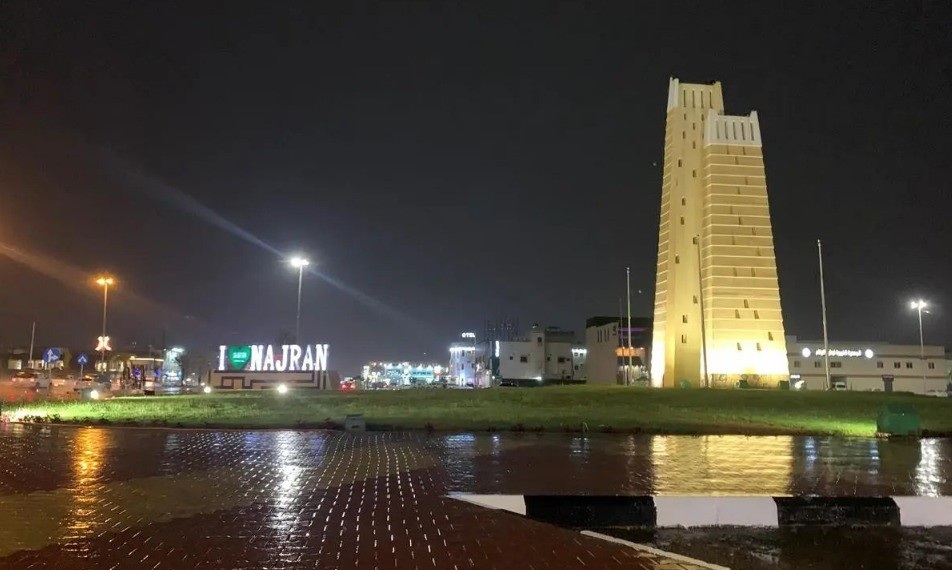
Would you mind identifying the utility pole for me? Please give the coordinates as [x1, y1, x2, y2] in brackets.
[28, 321, 35, 367]
[817, 240, 831, 391]
[626, 267, 634, 385]
[618, 297, 627, 385]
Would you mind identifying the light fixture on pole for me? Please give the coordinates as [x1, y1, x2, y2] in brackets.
[95, 276, 114, 371]
[289, 256, 310, 343]
[910, 299, 928, 392]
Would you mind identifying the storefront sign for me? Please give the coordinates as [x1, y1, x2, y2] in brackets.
[217, 344, 329, 372]
[801, 347, 874, 359]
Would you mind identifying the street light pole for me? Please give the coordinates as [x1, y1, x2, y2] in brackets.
[96, 277, 114, 371]
[911, 299, 927, 392]
[625, 266, 633, 386]
[817, 240, 831, 391]
[289, 257, 310, 343]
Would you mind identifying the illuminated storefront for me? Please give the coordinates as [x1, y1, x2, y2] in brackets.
[362, 362, 445, 386]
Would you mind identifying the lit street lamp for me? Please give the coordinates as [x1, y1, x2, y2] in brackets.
[96, 276, 114, 371]
[289, 257, 310, 343]
[910, 299, 929, 392]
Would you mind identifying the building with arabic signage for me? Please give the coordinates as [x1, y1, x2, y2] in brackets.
[785, 336, 949, 394]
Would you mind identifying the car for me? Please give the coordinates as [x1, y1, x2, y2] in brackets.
[11, 370, 38, 387]
[50, 371, 74, 388]
[74, 376, 110, 392]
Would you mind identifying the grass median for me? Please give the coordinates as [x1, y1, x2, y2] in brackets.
[4, 386, 951, 436]
[4, 386, 952, 436]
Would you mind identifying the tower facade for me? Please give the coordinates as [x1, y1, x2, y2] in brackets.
[650, 78, 789, 388]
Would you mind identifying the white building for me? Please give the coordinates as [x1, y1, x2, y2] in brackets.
[585, 317, 652, 385]
[449, 332, 478, 386]
[786, 336, 950, 394]
[492, 325, 583, 384]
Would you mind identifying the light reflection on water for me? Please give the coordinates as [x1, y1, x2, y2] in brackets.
[916, 439, 942, 496]
[435, 432, 951, 496]
[650, 435, 795, 496]
[66, 427, 109, 537]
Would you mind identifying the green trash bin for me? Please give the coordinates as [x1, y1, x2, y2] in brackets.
[677, 379, 692, 389]
[876, 404, 920, 436]
[777, 380, 790, 390]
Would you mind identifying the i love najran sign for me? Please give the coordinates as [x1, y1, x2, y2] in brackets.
[217, 344, 329, 372]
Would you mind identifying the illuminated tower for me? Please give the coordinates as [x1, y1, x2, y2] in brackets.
[650, 78, 789, 388]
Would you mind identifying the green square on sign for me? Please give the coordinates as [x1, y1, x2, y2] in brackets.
[227, 346, 252, 370]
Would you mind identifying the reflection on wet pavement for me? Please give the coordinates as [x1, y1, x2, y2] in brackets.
[625, 527, 952, 570]
[0, 424, 948, 568]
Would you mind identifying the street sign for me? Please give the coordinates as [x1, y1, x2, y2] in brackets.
[42, 347, 62, 364]
[77, 353, 89, 366]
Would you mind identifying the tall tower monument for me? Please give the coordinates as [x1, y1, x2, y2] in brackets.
[650, 78, 789, 388]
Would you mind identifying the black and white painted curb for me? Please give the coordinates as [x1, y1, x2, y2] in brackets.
[580, 531, 731, 570]
[449, 494, 952, 527]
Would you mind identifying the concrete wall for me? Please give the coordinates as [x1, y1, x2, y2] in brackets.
[209, 370, 338, 390]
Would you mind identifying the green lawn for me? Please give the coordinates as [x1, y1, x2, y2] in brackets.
[5, 386, 951, 436]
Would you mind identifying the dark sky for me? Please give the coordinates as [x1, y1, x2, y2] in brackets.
[1, 1, 950, 374]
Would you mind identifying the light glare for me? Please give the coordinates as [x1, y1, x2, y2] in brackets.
[289, 257, 310, 268]
[277, 383, 289, 394]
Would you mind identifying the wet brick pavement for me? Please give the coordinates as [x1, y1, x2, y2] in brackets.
[0, 424, 949, 569]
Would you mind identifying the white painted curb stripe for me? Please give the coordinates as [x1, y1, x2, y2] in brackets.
[654, 496, 780, 528]
[448, 494, 952, 527]
[893, 496, 952, 527]
[581, 530, 731, 570]
[448, 493, 526, 515]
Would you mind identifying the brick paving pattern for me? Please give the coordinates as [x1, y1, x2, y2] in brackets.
[0, 424, 948, 568]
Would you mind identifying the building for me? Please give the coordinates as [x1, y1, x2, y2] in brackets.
[786, 336, 950, 394]
[362, 362, 446, 386]
[486, 325, 584, 384]
[651, 78, 789, 389]
[585, 317, 652, 385]
[449, 332, 478, 386]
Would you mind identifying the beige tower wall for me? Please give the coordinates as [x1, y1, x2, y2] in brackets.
[651, 78, 789, 388]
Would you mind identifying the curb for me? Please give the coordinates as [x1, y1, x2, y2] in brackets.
[449, 494, 952, 528]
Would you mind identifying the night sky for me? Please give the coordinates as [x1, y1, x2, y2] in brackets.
[1, 1, 950, 374]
